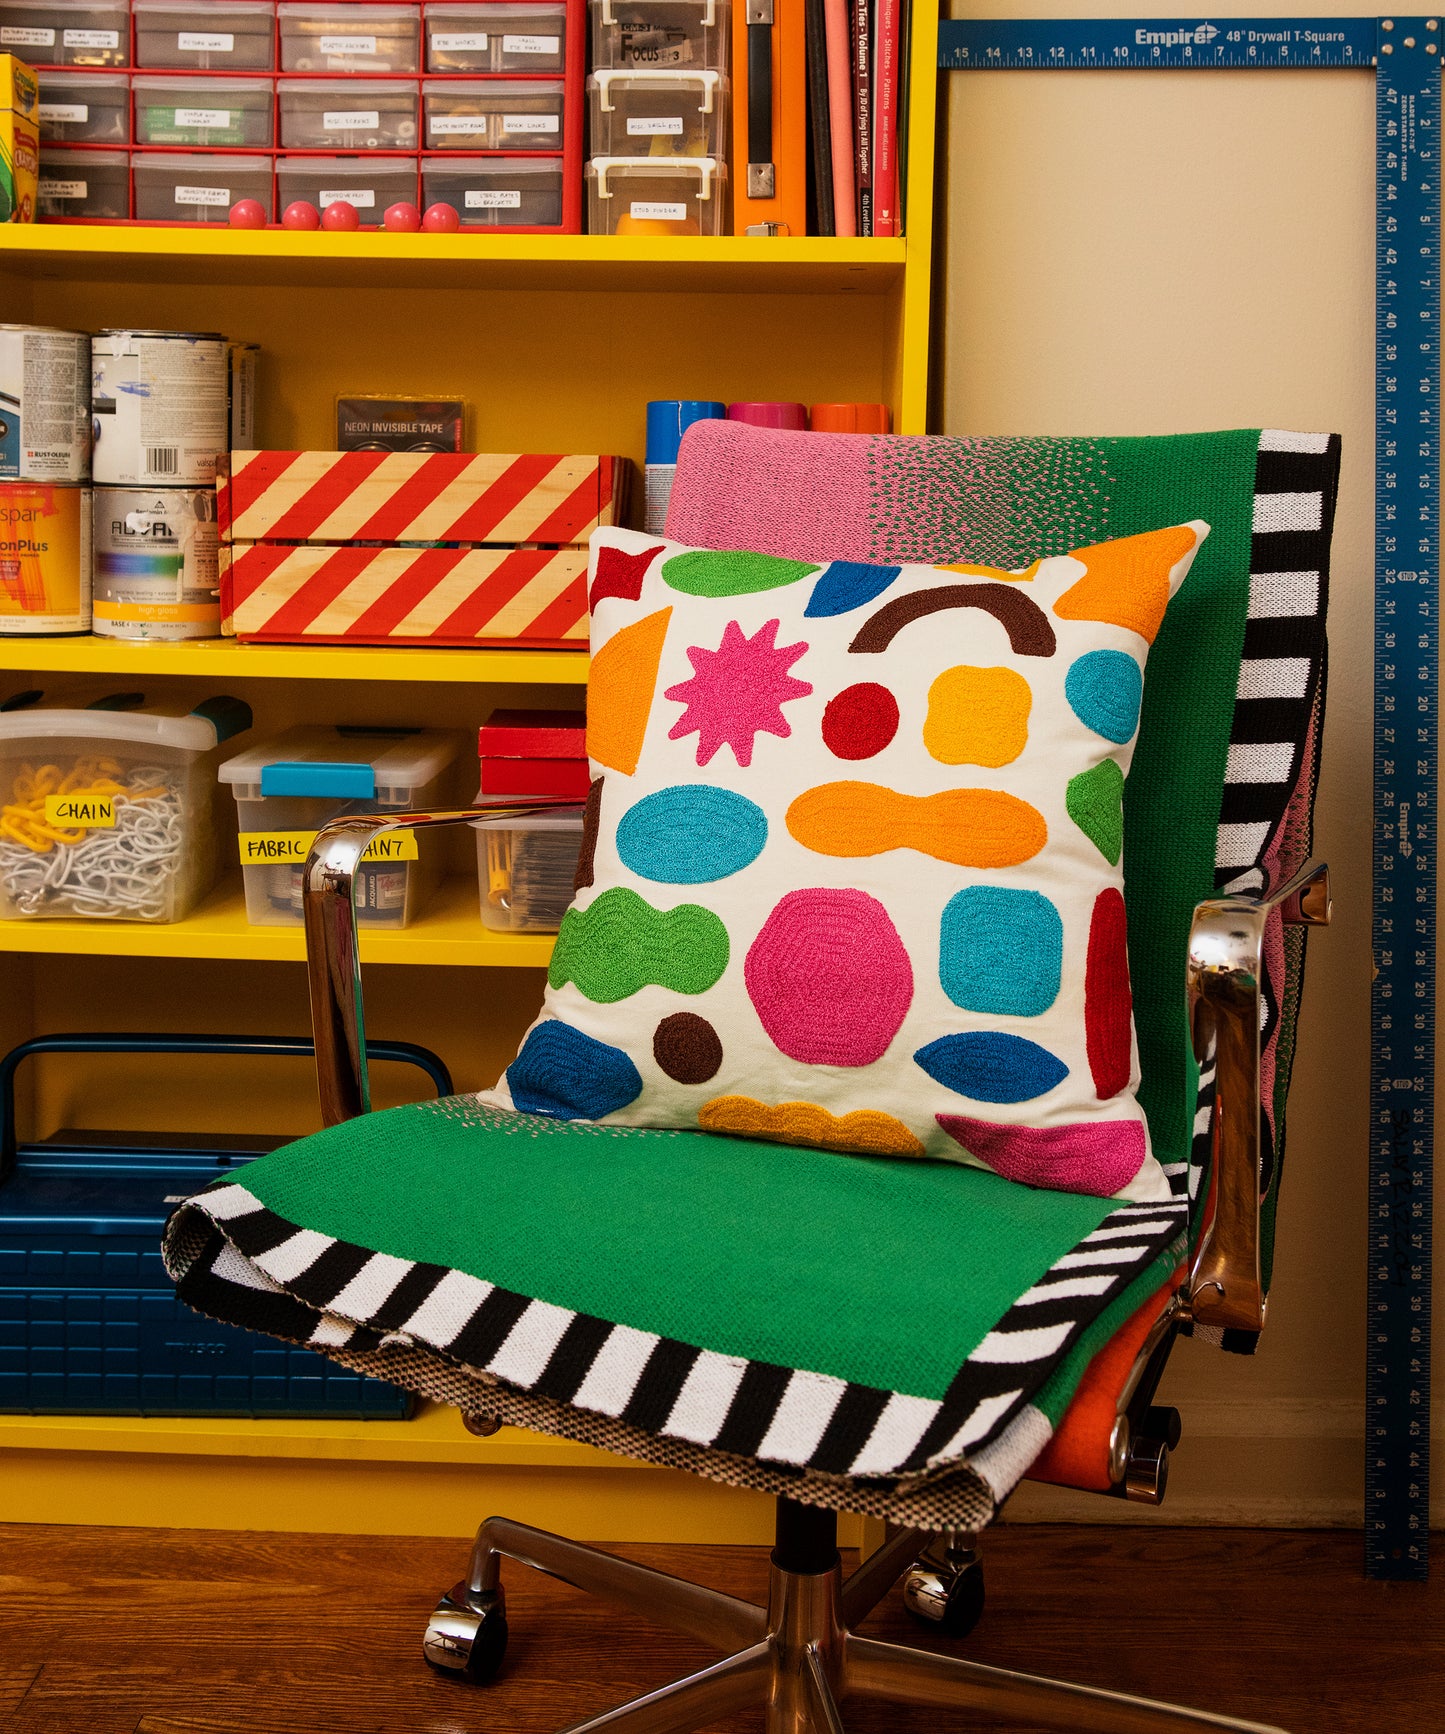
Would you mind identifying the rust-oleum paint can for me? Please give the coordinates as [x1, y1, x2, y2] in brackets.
[0, 481, 91, 635]
[0, 324, 90, 482]
[90, 329, 228, 487]
[92, 486, 221, 641]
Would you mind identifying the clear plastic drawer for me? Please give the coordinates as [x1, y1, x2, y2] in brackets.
[585, 154, 723, 235]
[422, 77, 561, 150]
[280, 78, 418, 149]
[37, 70, 129, 142]
[279, 2, 420, 72]
[421, 152, 561, 225]
[132, 149, 273, 222]
[133, 75, 275, 147]
[134, 0, 278, 70]
[587, 68, 724, 157]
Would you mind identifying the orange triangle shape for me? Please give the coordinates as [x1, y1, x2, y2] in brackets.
[1053, 525, 1198, 644]
[586, 607, 672, 775]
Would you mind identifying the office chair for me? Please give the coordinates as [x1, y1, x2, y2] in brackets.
[166, 423, 1339, 1732]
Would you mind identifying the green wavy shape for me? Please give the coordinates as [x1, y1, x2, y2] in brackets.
[549, 887, 730, 1003]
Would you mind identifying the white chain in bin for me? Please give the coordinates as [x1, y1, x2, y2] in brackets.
[585, 155, 724, 235]
[0, 688, 253, 924]
[218, 726, 462, 929]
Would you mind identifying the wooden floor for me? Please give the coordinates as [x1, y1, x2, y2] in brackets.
[0, 1523, 1437, 1732]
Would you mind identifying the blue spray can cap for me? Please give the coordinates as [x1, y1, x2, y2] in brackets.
[646, 400, 727, 466]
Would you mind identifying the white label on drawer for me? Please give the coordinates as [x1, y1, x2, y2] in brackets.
[629, 200, 686, 220]
[320, 186, 376, 207]
[429, 113, 485, 133]
[323, 109, 380, 129]
[64, 26, 119, 46]
[431, 30, 487, 49]
[40, 178, 87, 198]
[466, 188, 521, 208]
[176, 183, 231, 205]
[175, 108, 234, 127]
[1, 25, 54, 45]
[320, 33, 377, 53]
[627, 116, 684, 136]
[503, 32, 558, 52]
[177, 30, 235, 50]
[502, 112, 558, 133]
[38, 102, 89, 122]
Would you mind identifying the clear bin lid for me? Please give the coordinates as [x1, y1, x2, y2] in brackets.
[41, 147, 127, 164]
[132, 74, 275, 93]
[425, 154, 561, 172]
[135, 1, 277, 13]
[281, 76, 417, 92]
[590, 68, 722, 102]
[591, 0, 722, 16]
[2, 0, 130, 11]
[218, 726, 461, 801]
[423, 76, 563, 93]
[40, 70, 130, 88]
[425, 2, 566, 13]
[279, 3, 419, 16]
[0, 692, 252, 752]
[132, 151, 272, 169]
[587, 154, 721, 190]
[278, 153, 415, 173]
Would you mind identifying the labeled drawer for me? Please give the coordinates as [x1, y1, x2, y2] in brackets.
[37, 143, 127, 215]
[279, 2, 420, 71]
[280, 78, 417, 148]
[422, 77, 561, 150]
[0, 0, 128, 66]
[276, 152, 417, 222]
[37, 69, 128, 141]
[133, 75, 275, 146]
[588, 0, 728, 69]
[423, 2, 565, 71]
[587, 68, 723, 157]
[421, 152, 561, 225]
[585, 154, 722, 235]
[132, 149, 273, 221]
[134, 0, 278, 69]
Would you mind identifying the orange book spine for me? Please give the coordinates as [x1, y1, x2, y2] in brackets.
[731, 0, 809, 235]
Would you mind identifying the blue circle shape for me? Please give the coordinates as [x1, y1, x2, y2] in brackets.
[616, 785, 768, 884]
[939, 886, 1063, 1016]
[1065, 650, 1144, 745]
[913, 1032, 1069, 1103]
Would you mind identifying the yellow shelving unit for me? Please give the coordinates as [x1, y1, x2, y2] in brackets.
[0, 2, 940, 1543]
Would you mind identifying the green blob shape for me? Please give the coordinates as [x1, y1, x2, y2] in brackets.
[549, 886, 729, 1003]
[661, 549, 820, 598]
[1066, 758, 1125, 865]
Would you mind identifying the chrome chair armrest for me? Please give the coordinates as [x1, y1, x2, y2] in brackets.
[1184, 859, 1332, 1332]
[302, 798, 579, 1127]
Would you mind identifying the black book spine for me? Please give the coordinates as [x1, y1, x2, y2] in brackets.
[806, 0, 835, 235]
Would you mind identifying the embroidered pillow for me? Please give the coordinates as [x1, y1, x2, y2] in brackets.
[481, 521, 1208, 1202]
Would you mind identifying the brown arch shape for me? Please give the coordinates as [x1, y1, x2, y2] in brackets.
[847, 583, 1057, 657]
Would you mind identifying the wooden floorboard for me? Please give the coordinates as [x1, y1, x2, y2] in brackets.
[0, 1523, 1438, 1732]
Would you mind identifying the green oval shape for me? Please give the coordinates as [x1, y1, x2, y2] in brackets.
[549, 887, 730, 1003]
[661, 550, 820, 598]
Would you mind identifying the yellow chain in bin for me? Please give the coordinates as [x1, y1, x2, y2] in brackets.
[0, 686, 252, 921]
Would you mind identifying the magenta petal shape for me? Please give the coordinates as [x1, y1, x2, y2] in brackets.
[936, 1113, 1146, 1197]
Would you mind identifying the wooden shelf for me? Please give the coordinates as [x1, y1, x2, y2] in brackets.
[0, 872, 555, 967]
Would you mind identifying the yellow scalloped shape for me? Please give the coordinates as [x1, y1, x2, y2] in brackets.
[698, 1095, 925, 1158]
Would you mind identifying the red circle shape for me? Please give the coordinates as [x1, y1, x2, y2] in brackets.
[281, 200, 320, 230]
[383, 201, 421, 232]
[821, 682, 900, 760]
[228, 199, 267, 229]
[321, 200, 361, 231]
[421, 202, 461, 233]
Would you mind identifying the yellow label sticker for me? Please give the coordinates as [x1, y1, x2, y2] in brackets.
[238, 830, 419, 865]
[44, 794, 116, 828]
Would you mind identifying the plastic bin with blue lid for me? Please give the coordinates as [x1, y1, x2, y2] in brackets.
[0, 687, 252, 923]
[218, 724, 462, 927]
[0, 1033, 450, 1417]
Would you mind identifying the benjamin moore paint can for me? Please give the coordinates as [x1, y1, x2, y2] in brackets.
[0, 481, 91, 635]
[91, 329, 228, 487]
[0, 324, 90, 482]
[92, 486, 221, 640]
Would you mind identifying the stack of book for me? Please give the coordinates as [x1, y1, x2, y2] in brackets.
[804, 0, 906, 237]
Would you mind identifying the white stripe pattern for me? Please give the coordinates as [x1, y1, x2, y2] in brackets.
[326, 1251, 414, 1320]
[1237, 657, 1311, 700]
[201, 1184, 265, 1221]
[1051, 1244, 1155, 1270]
[254, 1229, 336, 1284]
[490, 1300, 577, 1388]
[401, 1268, 495, 1347]
[309, 1315, 356, 1347]
[1249, 570, 1320, 617]
[1253, 490, 1323, 533]
[933, 1389, 1026, 1462]
[1013, 1273, 1116, 1304]
[1217, 820, 1271, 868]
[757, 1369, 850, 1465]
[570, 1325, 659, 1417]
[664, 1351, 749, 1445]
[1259, 429, 1331, 453]
[1226, 741, 1296, 783]
[970, 1321, 1075, 1362]
[848, 1393, 941, 1478]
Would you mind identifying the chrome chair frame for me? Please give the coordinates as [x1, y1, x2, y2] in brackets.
[297, 806, 1330, 1733]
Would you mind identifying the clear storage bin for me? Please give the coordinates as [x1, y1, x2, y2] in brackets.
[280, 78, 417, 149]
[134, 75, 275, 146]
[0, 690, 252, 923]
[38, 145, 128, 216]
[276, 152, 417, 221]
[218, 726, 462, 928]
[421, 153, 560, 225]
[424, 2, 565, 71]
[134, 0, 277, 70]
[589, 0, 728, 70]
[588, 69, 723, 157]
[132, 149, 272, 221]
[422, 77, 561, 150]
[0, 0, 128, 67]
[279, 2, 419, 71]
[37, 70, 128, 142]
[473, 805, 582, 932]
[586, 154, 722, 235]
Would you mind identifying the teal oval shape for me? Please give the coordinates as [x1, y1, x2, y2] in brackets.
[616, 785, 769, 883]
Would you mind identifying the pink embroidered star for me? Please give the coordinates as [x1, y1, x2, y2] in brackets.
[665, 619, 813, 767]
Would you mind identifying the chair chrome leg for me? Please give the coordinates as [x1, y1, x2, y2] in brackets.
[764, 1561, 844, 1734]
[845, 1635, 1288, 1734]
[466, 1515, 766, 1653]
[800, 1651, 846, 1734]
[838, 1524, 926, 1627]
[559, 1642, 772, 1734]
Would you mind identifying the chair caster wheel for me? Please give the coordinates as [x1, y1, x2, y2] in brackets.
[903, 1547, 985, 1639]
[422, 1581, 509, 1684]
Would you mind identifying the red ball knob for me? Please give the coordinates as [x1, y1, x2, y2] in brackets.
[282, 200, 320, 231]
[228, 198, 267, 229]
[321, 200, 361, 231]
[421, 202, 460, 234]
[383, 201, 421, 232]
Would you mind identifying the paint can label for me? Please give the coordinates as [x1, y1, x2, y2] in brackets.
[92, 486, 221, 640]
[0, 481, 91, 633]
[90, 331, 229, 487]
[0, 326, 90, 482]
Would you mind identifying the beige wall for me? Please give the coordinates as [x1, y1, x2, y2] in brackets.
[942, 1, 1416, 1525]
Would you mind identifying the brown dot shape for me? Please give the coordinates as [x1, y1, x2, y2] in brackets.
[653, 1012, 723, 1084]
[573, 776, 603, 892]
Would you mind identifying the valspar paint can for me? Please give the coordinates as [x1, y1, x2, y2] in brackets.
[0, 481, 91, 635]
[0, 324, 90, 482]
[92, 486, 221, 640]
[91, 329, 228, 487]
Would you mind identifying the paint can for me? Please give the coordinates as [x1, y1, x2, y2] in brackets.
[90, 329, 229, 487]
[0, 480, 91, 635]
[91, 486, 221, 640]
[227, 341, 259, 450]
[0, 324, 90, 483]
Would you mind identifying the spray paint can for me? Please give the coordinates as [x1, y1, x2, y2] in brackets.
[0, 324, 90, 482]
[92, 486, 221, 640]
[91, 329, 229, 487]
[0, 480, 91, 634]
[227, 340, 259, 450]
[644, 400, 726, 535]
